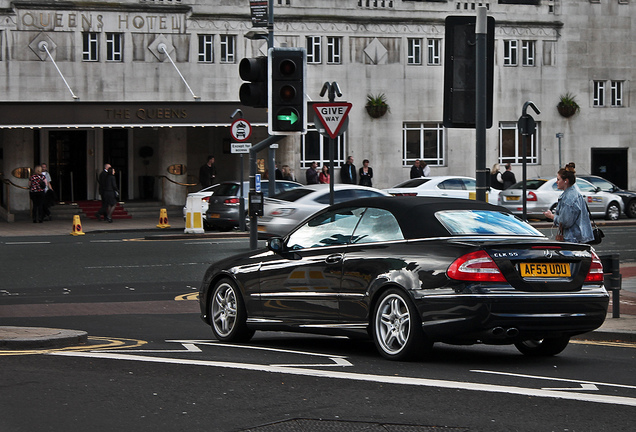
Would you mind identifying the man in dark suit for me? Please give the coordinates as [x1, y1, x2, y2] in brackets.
[95, 163, 111, 221]
[340, 155, 357, 184]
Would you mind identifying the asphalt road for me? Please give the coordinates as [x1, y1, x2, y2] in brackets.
[1, 231, 636, 431]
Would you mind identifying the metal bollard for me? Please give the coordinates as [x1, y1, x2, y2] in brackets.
[599, 253, 621, 318]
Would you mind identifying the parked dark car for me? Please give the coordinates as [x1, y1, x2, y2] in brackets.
[579, 175, 636, 218]
[199, 197, 608, 360]
[205, 180, 302, 230]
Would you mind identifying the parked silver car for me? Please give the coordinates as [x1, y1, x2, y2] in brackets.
[258, 184, 391, 237]
[498, 177, 623, 220]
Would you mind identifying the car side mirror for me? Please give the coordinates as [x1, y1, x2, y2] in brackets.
[595, 187, 602, 193]
[267, 237, 285, 254]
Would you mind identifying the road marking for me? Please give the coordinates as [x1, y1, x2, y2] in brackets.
[0, 336, 146, 356]
[90, 240, 123, 243]
[571, 339, 636, 349]
[174, 293, 199, 301]
[543, 384, 599, 391]
[4, 241, 51, 245]
[51, 350, 636, 407]
[472, 369, 636, 390]
[85, 263, 203, 269]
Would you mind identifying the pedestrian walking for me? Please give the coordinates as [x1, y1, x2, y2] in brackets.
[319, 165, 330, 184]
[96, 163, 111, 221]
[502, 163, 517, 189]
[490, 163, 504, 190]
[102, 167, 120, 223]
[199, 155, 217, 188]
[410, 160, 424, 179]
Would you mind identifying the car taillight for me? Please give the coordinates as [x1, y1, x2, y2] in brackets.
[202, 197, 210, 203]
[271, 208, 296, 217]
[527, 191, 537, 201]
[447, 250, 506, 282]
[224, 198, 240, 205]
[585, 250, 604, 283]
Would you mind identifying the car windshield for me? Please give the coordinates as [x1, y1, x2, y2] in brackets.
[509, 179, 546, 190]
[391, 178, 431, 188]
[583, 176, 615, 192]
[436, 210, 543, 236]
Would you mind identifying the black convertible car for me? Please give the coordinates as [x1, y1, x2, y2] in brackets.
[199, 197, 608, 360]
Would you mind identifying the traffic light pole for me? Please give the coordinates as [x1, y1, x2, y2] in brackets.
[249, 135, 284, 250]
[475, 6, 488, 202]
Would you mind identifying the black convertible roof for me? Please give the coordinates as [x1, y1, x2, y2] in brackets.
[327, 196, 512, 239]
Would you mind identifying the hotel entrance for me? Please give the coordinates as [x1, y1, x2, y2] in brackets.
[49, 130, 88, 202]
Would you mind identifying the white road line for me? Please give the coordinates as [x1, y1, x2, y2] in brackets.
[52, 351, 636, 407]
[5, 241, 52, 245]
[472, 369, 636, 390]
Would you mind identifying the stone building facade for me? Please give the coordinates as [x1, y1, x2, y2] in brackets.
[0, 0, 633, 217]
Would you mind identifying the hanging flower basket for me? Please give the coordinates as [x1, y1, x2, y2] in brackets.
[365, 93, 390, 119]
[557, 103, 578, 118]
[365, 104, 388, 118]
[557, 93, 580, 118]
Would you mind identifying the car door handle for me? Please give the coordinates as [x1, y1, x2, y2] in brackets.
[325, 254, 343, 264]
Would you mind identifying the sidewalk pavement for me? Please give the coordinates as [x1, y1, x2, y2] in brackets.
[1, 213, 635, 350]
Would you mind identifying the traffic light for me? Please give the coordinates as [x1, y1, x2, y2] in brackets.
[268, 47, 306, 135]
[443, 16, 495, 128]
[239, 56, 268, 108]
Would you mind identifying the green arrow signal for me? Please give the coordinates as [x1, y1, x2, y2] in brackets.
[277, 111, 298, 124]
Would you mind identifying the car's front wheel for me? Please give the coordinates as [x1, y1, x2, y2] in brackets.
[605, 201, 620, 220]
[372, 289, 431, 361]
[209, 278, 254, 342]
[514, 336, 570, 356]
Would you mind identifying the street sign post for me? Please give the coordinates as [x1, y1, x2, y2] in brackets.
[312, 102, 352, 139]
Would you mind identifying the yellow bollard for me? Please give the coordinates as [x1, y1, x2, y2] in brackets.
[156, 208, 171, 228]
[70, 214, 86, 236]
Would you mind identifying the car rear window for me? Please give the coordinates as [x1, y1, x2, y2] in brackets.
[272, 188, 314, 202]
[391, 178, 431, 188]
[510, 179, 546, 190]
[214, 183, 240, 196]
[436, 210, 543, 236]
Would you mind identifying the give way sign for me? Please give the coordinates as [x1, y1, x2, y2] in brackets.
[313, 102, 352, 139]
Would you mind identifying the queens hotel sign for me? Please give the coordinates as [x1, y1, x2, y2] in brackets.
[17, 9, 187, 33]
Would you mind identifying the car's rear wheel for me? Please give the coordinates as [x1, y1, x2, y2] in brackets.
[626, 199, 636, 218]
[605, 201, 620, 220]
[210, 278, 254, 342]
[514, 336, 570, 356]
[372, 289, 430, 361]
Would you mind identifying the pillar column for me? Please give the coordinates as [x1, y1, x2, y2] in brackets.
[158, 127, 187, 206]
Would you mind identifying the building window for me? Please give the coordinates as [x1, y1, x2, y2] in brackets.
[327, 37, 342, 64]
[503, 40, 518, 66]
[106, 33, 123, 62]
[403, 122, 445, 166]
[407, 38, 422, 65]
[306, 36, 321, 64]
[593, 81, 606, 107]
[198, 35, 214, 63]
[521, 40, 535, 66]
[301, 128, 346, 169]
[82, 33, 99, 62]
[610, 81, 623, 107]
[499, 122, 539, 165]
[427, 39, 441, 65]
[220, 35, 235, 63]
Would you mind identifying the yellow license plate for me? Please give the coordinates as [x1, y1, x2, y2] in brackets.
[506, 196, 520, 201]
[209, 213, 220, 219]
[257, 225, 266, 232]
[520, 263, 571, 277]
